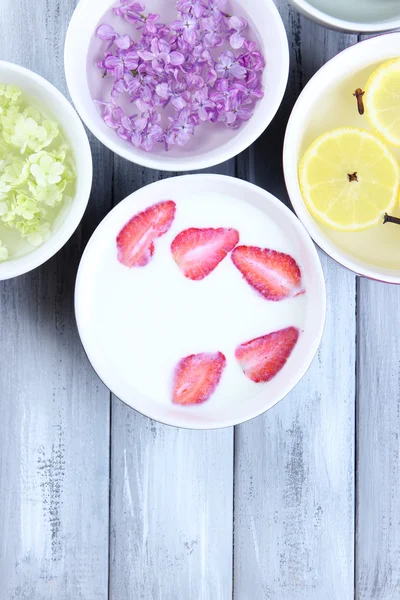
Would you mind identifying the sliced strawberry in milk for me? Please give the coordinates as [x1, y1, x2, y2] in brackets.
[235, 327, 300, 383]
[172, 352, 227, 405]
[117, 200, 176, 268]
[231, 246, 304, 301]
[171, 227, 239, 280]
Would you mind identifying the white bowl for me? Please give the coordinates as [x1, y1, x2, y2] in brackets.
[64, 0, 289, 172]
[284, 33, 400, 284]
[289, 0, 400, 33]
[75, 174, 326, 429]
[0, 61, 92, 281]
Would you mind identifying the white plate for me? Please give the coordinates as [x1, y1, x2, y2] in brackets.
[75, 175, 326, 429]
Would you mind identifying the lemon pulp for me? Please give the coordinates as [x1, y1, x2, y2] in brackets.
[365, 58, 400, 148]
[299, 127, 400, 232]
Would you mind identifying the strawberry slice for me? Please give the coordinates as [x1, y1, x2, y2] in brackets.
[235, 327, 300, 383]
[231, 246, 304, 301]
[172, 352, 226, 405]
[171, 228, 239, 281]
[117, 200, 176, 268]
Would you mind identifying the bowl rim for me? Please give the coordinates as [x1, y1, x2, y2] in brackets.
[64, 0, 290, 172]
[283, 32, 400, 285]
[0, 60, 93, 281]
[75, 173, 327, 430]
[289, 0, 400, 33]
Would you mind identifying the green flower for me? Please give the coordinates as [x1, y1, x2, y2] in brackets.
[14, 193, 41, 220]
[0, 179, 11, 200]
[1, 159, 29, 186]
[9, 116, 50, 153]
[16, 220, 51, 246]
[29, 153, 65, 187]
[1, 106, 21, 135]
[0, 85, 21, 110]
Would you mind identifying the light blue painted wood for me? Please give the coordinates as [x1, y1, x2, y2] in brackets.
[0, 1, 111, 598]
[109, 157, 235, 600]
[356, 280, 400, 600]
[233, 5, 357, 598]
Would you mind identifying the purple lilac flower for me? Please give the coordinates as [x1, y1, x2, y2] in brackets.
[97, 24, 119, 50]
[215, 52, 247, 79]
[171, 15, 198, 45]
[210, 78, 239, 111]
[204, 0, 226, 19]
[228, 16, 247, 50]
[167, 108, 199, 146]
[191, 87, 214, 121]
[94, 0, 265, 152]
[225, 95, 253, 125]
[176, 0, 205, 19]
[202, 17, 224, 48]
[138, 39, 185, 71]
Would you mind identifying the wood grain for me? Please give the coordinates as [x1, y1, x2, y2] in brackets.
[0, 1, 111, 598]
[356, 280, 400, 600]
[109, 158, 236, 600]
[233, 5, 358, 599]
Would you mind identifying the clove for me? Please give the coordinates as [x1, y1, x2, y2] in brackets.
[353, 88, 365, 115]
[383, 213, 400, 226]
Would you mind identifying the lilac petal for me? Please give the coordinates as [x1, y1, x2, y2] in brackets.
[198, 106, 209, 121]
[169, 51, 185, 65]
[238, 108, 253, 120]
[135, 117, 147, 132]
[170, 20, 183, 31]
[228, 16, 246, 30]
[97, 24, 116, 40]
[141, 85, 153, 103]
[171, 96, 187, 110]
[230, 32, 245, 50]
[117, 126, 131, 141]
[131, 131, 142, 147]
[230, 63, 247, 79]
[138, 51, 155, 61]
[158, 39, 171, 53]
[156, 83, 170, 99]
[104, 55, 119, 69]
[115, 35, 132, 49]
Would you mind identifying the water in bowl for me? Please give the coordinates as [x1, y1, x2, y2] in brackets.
[298, 60, 400, 272]
[0, 92, 76, 260]
[86, 0, 263, 156]
[308, 0, 400, 24]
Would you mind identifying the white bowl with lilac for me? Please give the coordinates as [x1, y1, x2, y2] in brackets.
[64, 0, 289, 171]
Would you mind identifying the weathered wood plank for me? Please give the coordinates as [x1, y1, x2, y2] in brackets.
[233, 5, 357, 598]
[109, 159, 235, 600]
[356, 280, 400, 600]
[0, 1, 111, 598]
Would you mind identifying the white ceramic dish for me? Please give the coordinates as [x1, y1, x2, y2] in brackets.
[289, 0, 400, 33]
[284, 33, 400, 284]
[0, 61, 92, 281]
[64, 0, 289, 172]
[75, 174, 326, 429]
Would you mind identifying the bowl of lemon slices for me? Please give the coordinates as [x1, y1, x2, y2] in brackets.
[284, 32, 400, 283]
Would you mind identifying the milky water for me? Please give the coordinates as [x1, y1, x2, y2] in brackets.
[78, 191, 307, 413]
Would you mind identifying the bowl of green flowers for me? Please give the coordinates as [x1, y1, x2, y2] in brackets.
[0, 61, 92, 280]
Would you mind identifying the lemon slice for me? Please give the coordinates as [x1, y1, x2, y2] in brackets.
[299, 128, 400, 231]
[365, 58, 400, 147]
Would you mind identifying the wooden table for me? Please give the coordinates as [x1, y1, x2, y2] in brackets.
[0, 1, 399, 598]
